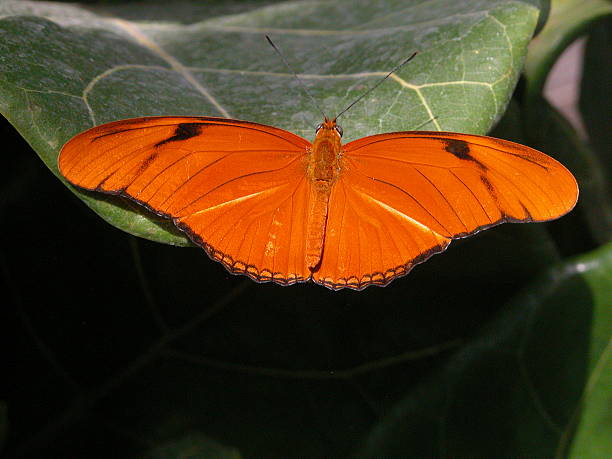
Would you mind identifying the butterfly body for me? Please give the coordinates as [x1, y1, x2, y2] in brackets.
[59, 116, 578, 290]
[305, 117, 343, 270]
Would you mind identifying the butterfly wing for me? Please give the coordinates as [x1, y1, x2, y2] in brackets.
[59, 116, 313, 284]
[312, 131, 579, 290]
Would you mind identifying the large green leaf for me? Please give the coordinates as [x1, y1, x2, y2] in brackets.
[0, 0, 541, 245]
[524, 0, 612, 102]
[567, 244, 612, 458]
[355, 242, 612, 459]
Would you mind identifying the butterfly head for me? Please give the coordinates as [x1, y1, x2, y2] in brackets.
[315, 117, 343, 139]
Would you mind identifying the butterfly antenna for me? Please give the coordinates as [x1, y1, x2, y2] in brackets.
[266, 35, 327, 120]
[335, 51, 418, 121]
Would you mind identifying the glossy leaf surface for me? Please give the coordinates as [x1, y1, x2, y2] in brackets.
[0, 0, 540, 245]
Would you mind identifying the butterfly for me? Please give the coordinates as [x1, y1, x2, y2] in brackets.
[58, 114, 578, 290]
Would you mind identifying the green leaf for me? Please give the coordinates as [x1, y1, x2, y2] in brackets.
[524, 0, 612, 102]
[566, 243, 612, 458]
[355, 242, 612, 459]
[142, 432, 242, 459]
[0, 0, 540, 245]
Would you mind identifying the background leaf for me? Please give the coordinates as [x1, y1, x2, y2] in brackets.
[356, 242, 612, 459]
[0, 0, 540, 245]
[579, 16, 612, 186]
[523, 0, 612, 102]
[566, 243, 612, 459]
[521, 96, 612, 244]
[521, 0, 612, 244]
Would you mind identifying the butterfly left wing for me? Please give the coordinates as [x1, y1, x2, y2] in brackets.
[312, 131, 578, 290]
[59, 116, 314, 284]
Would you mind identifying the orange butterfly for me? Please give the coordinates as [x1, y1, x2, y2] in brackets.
[58, 114, 578, 290]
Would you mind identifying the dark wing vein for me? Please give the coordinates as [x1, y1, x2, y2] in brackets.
[447, 169, 493, 225]
[151, 150, 236, 205]
[414, 166, 471, 231]
[488, 150, 562, 210]
[134, 147, 205, 199]
[171, 155, 303, 214]
[483, 161, 550, 217]
[85, 143, 155, 186]
[202, 174, 307, 272]
[66, 130, 161, 177]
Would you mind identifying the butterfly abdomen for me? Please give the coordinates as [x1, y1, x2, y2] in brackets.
[304, 119, 344, 271]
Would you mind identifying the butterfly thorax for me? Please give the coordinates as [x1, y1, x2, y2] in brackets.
[309, 118, 342, 184]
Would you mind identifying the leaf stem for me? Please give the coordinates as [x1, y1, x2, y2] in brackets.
[128, 236, 168, 334]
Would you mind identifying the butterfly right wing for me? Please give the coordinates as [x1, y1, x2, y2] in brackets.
[59, 116, 314, 284]
[312, 131, 578, 290]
